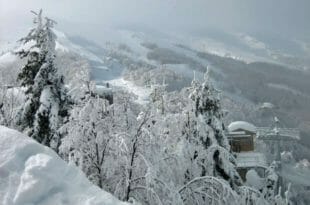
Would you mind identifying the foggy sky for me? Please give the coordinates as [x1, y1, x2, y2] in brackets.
[1, 0, 309, 40]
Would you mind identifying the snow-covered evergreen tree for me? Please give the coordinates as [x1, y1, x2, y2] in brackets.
[185, 68, 242, 189]
[150, 78, 167, 115]
[16, 10, 70, 150]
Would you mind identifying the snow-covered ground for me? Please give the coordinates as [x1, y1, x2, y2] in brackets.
[0, 126, 128, 205]
[267, 83, 309, 98]
[236, 152, 268, 168]
[108, 78, 151, 104]
[281, 164, 310, 187]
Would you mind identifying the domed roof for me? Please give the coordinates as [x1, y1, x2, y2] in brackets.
[228, 121, 256, 133]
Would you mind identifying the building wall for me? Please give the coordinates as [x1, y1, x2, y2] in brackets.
[230, 136, 254, 152]
[228, 128, 255, 152]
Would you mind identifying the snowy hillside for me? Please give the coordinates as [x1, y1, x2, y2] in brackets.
[0, 126, 128, 205]
[1, 26, 310, 151]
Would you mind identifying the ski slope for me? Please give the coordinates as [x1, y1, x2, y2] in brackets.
[108, 78, 151, 104]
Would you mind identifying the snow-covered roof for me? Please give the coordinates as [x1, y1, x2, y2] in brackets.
[260, 102, 275, 109]
[228, 121, 256, 133]
[236, 152, 267, 168]
[0, 126, 128, 205]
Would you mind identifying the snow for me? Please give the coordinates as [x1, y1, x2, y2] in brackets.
[94, 85, 113, 97]
[228, 121, 256, 133]
[15, 39, 38, 53]
[281, 164, 310, 187]
[267, 83, 307, 97]
[236, 152, 267, 168]
[237, 33, 267, 50]
[0, 52, 17, 66]
[116, 30, 150, 62]
[0, 41, 16, 54]
[245, 169, 264, 190]
[94, 65, 109, 70]
[260, 102, 275, 109]
[0, 126, 128, 205]
[55, 41, 69, 52]
[281, 151, 295, 163]
[1, 87, 26, 104]
[256, 127, 300, 140]
[295, 159, 310, 169]
[187, 35, 268, 63]
[108, 78, 151, 104]
[165, 64, 204, 81]
[53, 29, 105, 64]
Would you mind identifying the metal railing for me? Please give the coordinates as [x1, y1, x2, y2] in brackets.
[256, 127, 300, 140]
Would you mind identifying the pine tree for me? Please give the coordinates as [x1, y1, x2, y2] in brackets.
[16, 10, 70, 150]
[150, 78, 167, 115]
[186, 68, 242, 189]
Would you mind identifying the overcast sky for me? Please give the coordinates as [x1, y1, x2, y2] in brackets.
[1, 0, 309, 40]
